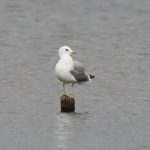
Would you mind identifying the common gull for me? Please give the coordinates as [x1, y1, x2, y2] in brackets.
[55, 46, 95, 94]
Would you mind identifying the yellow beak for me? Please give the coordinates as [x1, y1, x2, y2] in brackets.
[71, 51, 77, 54]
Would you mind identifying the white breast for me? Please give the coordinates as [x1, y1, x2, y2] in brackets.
[55, 55, 76, 83]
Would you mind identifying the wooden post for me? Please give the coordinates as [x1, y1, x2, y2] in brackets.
[60, 94, 75, 112]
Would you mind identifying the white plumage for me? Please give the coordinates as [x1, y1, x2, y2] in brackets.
[55, 46, 95, 94]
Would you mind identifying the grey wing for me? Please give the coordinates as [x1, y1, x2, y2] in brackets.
[70, 61, 89, 82]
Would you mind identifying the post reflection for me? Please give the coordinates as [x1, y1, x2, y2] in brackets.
[55, 113, 73, 149]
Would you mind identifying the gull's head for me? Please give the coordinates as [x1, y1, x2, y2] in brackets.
[58, 46, 77, 58]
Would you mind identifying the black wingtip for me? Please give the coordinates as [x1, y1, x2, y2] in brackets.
[89, 74, 95, 79]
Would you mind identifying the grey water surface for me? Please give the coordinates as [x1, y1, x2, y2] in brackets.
[0, 0, 150, 150]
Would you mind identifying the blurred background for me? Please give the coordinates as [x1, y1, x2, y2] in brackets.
[0, 0, 150, 149]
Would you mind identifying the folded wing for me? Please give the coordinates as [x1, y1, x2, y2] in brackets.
[70, 61, 89, 82]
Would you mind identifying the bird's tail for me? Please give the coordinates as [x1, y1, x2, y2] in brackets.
[89, 74, 95, 79]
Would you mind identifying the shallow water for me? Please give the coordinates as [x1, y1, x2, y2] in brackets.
[0, 0, 150, 149]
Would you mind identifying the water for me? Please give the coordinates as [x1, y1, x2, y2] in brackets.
[0, 0, 150, 149]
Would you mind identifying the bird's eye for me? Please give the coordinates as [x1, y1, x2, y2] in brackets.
[66, 49, 69, 51]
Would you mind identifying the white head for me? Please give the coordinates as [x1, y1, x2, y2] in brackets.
[58, 46, 77, 58]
